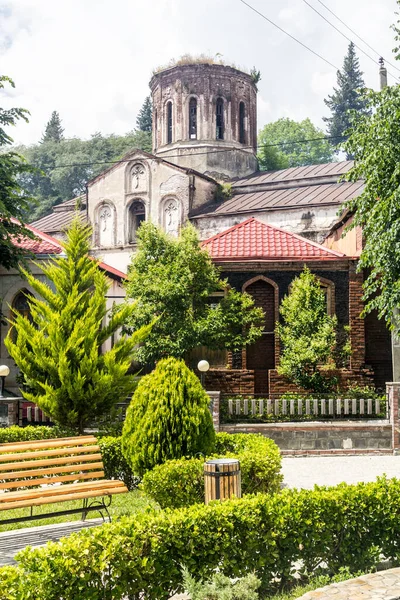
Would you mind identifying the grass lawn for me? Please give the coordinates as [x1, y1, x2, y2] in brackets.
[0, 489, 157, 532]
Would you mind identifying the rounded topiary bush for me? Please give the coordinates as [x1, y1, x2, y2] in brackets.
[122, 357, 215, 475]
[141, 432, 283, 508]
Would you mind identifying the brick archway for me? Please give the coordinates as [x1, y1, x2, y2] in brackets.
[243, 277, 278, 394]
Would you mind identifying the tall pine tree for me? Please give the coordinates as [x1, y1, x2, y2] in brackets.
[136, 96, 152, 132]
[5, 218, 151, 433]
[41, 111, 64, 143]
[323, 42, 369, 159]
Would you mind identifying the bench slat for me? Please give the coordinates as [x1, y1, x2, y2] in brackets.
[0, 486, 127, 511]
[0, 453, 102, 472]
[0, 471, 105, 490]
[0, 446, 100, 463]
[0, 479, 126, 503]
[0, 462, 104, 481]
[0, 437, 97, 453]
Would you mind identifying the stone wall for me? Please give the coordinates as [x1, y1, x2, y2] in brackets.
[220, 421, 392, 452]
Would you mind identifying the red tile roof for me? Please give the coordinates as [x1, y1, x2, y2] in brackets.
[201, 217, 346, 261]
[12, 222, 64, 255]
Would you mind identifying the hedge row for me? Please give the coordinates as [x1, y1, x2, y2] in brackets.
[141, 433, 283, 508]
[1, 477, 400, 599]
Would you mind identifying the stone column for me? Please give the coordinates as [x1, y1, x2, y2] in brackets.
[349, 262, 366, 370]
[207, 391, 220, 432]
[387, 382, 400, 453]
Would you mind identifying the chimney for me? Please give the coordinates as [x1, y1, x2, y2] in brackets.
[379, 57, 388, 90]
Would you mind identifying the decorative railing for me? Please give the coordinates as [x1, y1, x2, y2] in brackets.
[220, 395, 388, 423]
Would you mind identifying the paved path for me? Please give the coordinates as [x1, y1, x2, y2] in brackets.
[297, 568, 400, 599]
[281, 455, 400, 489]
[0, 519, 103, 566]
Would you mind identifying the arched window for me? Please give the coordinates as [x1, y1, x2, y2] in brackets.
[166, 102, 173, 144]
[189, 98, 197, 139]
[239, 101, 246, 144]
[128, 201, 146, 243]
[216, 98, 224, 140]
[12, 290, 32, 321]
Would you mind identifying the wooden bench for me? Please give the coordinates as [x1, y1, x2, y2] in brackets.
[0, 435, 128, 526]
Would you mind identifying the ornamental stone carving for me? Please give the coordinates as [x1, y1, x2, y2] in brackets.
[164, 199, 180, 236]
[131, 163, 146, 191]
[98, 204, 114, 247]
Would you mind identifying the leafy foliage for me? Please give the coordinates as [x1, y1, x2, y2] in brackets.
[183, 568, 261, 600]
[136, 96, 152, 132]
[0, 75, 37, 270]
[122, 357, 215, 476]
[276, 268, 338, 393]
[257, 118, 334, 171]
[124, 223, 264, 363]
[5, 219, 151, 433]
[17, 129, 152, 221]
[343, 84, 400, 332]
[97, 436, 138, 490]
[3, 477, 400, 598]
[323, 42, 370, 158]
[141, 433, 282, 509]
[41, 111, 64, 143]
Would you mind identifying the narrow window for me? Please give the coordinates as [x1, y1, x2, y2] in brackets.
[167, 102, 172, 144]
[189, 98, 197, 139]
[216, 98, 224, 140]
[239, 102, 246, 144]
[154, 108, 157, 148]
[12, 290, 33, 322]
[128, 201, 146, 243]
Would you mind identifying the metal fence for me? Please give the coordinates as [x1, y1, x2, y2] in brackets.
[220, 394, 388, 423]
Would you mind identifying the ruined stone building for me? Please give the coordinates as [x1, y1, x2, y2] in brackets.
[28, 60, 392, 394]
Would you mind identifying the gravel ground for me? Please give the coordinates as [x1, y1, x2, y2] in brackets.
[281, 454, 400, 489]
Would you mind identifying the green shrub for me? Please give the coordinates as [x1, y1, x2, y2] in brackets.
[141, 433, 282, 508]
[122, 357, 215, 476]
[0, 425, 72, 443]
[4, 477, 400, 599]
[97, 437, 137, 490]
[183, 567, 261, 599]
[141, 458, 204, 508]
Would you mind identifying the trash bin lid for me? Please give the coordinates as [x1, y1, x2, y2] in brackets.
[206, 458, 239, 465]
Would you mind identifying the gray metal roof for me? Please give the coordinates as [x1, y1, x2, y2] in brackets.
[30, 209, 87, 235]
[231, 160, 354, 187]
[191, 161, 361, 218]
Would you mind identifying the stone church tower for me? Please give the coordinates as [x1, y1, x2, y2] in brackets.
[150, 63, 258, 180]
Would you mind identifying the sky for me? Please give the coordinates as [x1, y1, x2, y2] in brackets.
[1, 0, 398, 146]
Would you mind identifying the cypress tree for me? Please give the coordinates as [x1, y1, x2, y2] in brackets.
[41, 111, 64, 143]
[323, 42, 369, 159]
[136, 96, 152, 132]
[5, 218, 151, 433]
[122, 357, 216, 475]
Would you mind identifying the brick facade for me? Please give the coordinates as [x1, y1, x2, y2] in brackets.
[205, 369, 254, 394]
[268, 368, 374, 397]
[349, 262, 365, 370]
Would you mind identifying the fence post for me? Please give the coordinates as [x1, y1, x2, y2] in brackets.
[207, 391, 220, 432]
[387, 382, 400, 454]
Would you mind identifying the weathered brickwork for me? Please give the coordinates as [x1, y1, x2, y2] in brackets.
[205, 369, 254, 394]
[349, 262, 365, 370]
[268, 368, 375, 396]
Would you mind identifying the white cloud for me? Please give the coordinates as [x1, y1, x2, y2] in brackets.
[0, 0, 398, 146]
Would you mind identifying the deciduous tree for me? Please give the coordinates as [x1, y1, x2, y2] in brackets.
[5, 218, 151, 433]
[344, 84, 400, 332]
[0, 75, 36, 270]
[257, 118, 334, 171]
[124, 223, 264, 364]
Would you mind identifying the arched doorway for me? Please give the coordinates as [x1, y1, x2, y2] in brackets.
[244, 278, 277, 394]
